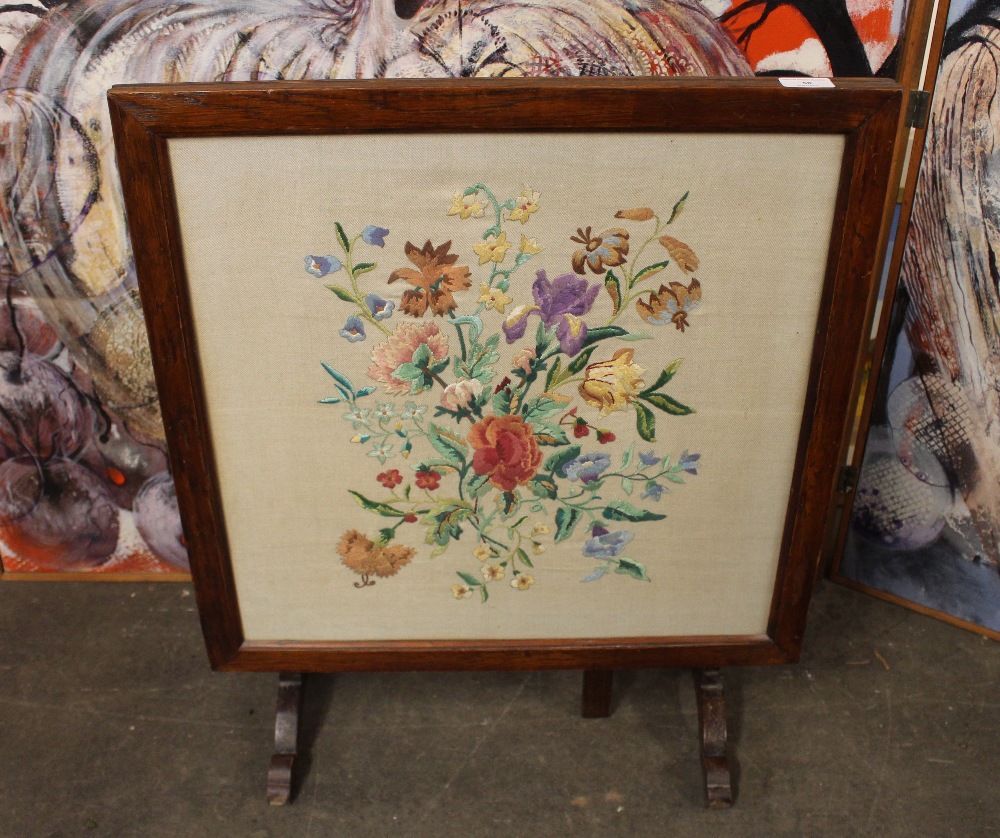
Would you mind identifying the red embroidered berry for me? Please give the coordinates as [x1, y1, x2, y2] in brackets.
[403, 513, 418, 523]
[573, 422, 590, 438]
[415, 469, 441, 490]
[376, 469, 403, 488]
[597, 431, 616, 444]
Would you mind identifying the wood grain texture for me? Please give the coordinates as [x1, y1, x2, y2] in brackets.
[108, 78, 900, 673]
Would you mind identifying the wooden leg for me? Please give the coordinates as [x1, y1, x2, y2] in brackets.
[581, 669, 614, 718]
[267, 672, 304, 806]
[693, 668, 733, 808]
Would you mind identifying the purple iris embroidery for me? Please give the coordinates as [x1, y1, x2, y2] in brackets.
[562, 452, 611, 484]
[502, 270, 600, 356]
[304, 254, 341, 277]
[362, 226, 389, 247]
[339, 315, 366, 342]
[364, 293, 394, 321]
[583, 525, 634, 559]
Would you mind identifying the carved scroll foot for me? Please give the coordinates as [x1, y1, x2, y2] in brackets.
[267, 672, 304, 806]
[581, 669, 614, 718]
[693, 668, 733, 808]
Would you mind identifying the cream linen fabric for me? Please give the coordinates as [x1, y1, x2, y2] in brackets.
[168, 131, 844, 641]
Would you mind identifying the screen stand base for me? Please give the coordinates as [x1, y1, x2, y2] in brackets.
[694, 668, 733, 808]
[267, 671, 304, 806]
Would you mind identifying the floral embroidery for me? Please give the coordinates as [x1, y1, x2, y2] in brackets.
[307, 185, 706, 598]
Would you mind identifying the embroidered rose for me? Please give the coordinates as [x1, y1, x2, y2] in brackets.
[440, 379, 484, 411]
[389, 240, 472, 317]
[468, 414, 542, 492]
[636, 280, 702, 331]
[368, 322, 449, 395]
[337, 530, 414, 579]
[511, 347, 536, 374]
[578, 349, 646, 416]
[570, 227, 629, 275]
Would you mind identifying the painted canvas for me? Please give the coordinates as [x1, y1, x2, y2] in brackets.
[0, 0, 906, 575]
[838, 0, 1000, 636]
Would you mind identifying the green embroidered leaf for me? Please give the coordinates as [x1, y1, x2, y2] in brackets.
[602, 501, 666, 523]
[633, 260, 670, 284]
[465, 472, 492, 498]
[531, 422, 569, 446]
[427, 423, 468, 467]
[621, 478, 634, 496]
[348, 490, 404, 518]
[641, 359, 684, 395]
[535, 322, 555, 354]
[334, 221, 350, 252]
[522, 396, 561, 422]
[621, 444, 635, 469]
[667, 191, 689, 224]
[604, 270, 622, 314]
[423, 502, 473, 546]
[566, 344, 597, 375]
[581, 565, 609, 583]
[530, 476, 558, 499]
[351, 262, 376, 278]
[480, 585, 489, 602]
[579, 326, 628, 351]
[493, 387, 513, 415]
[430, 544, 448, 558]
[457, 571, 482, 587]
[663, 472, 687, 485]
[640, 391, 694, 416]
[544, 445, 581, 475]
[554, 506, 582, 542]
[516, 547, 533, 568]
[325, 285, 356, 303]
[635, 403, 656, 442]
[318, 397, 342, 404]
[321, 362, 355, 396]
[615, 558, 650, 581]
[544, 356, 564, 392]
[356, 387, 376, 397]
[500, 492, 519, 516]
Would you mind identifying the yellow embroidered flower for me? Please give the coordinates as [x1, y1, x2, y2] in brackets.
[532, 542, 545, 555]
[578, 348, 646, 416]
[478, 284, 514, 313]
[509, 187, 540, 223]
[518, 234, 543, 255]
[511, 574, 535, 590]
[452, 583, 474, 599]
[482, 563, 506, 582]
[473, 232, 512, 265]
[447, 191, 486, 219]
[474, 545, 492, 562]
[531, 523, 550, 536]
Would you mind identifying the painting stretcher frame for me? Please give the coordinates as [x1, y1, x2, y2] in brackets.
[108, 78, 900, 673]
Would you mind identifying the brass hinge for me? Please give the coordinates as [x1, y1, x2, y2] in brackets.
[905, 89, 931, 129]
[837, 464, 859, 495]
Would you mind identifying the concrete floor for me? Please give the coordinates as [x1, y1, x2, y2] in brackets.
[0, 579, 998, 838]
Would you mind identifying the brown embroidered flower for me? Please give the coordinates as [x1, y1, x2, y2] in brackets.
[635, 280, 702, 332]
[468, 414, 542, 492]
[389, 240, 472, 317]
[337, 529, 414, 583]
[578, 348, 646, 416]
[614, 207, 654, 221]
[570, 227, 629, 275]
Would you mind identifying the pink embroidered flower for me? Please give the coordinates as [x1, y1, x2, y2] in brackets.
[368, 322, 449, 395]
[440, 379, 484, 410]
[511, 347, 536, 374]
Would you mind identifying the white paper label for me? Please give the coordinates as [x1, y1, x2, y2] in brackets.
[778, 77, 835, 88]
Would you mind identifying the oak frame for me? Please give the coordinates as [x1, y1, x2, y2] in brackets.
[108, 78, 900, 673]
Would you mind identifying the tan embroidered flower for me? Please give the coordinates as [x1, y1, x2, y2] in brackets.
[518, 234, 543, 255]
[473, 232, 512, 265]
[511, 346, 536, 374]
[509, 187, 540, 223]
[479, 284, 514, 313]
[511, 574, 535, 590]
[337, 530, 414, 579]
[474, 545, 493, 562]
[447, 191, 486, 219]
[635, 280, 702, 332]
[570, 227, 629, 275]
[531, 522, 550, 536]
[389, 240, 472, 317]
[578, 348, 646, 416]
[482, 563, 506, 582]
[615, 207, 655, 221]
[452, 583, 474, 599]
[368, 321, 450, 395]
[532, 542, 545, 555]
